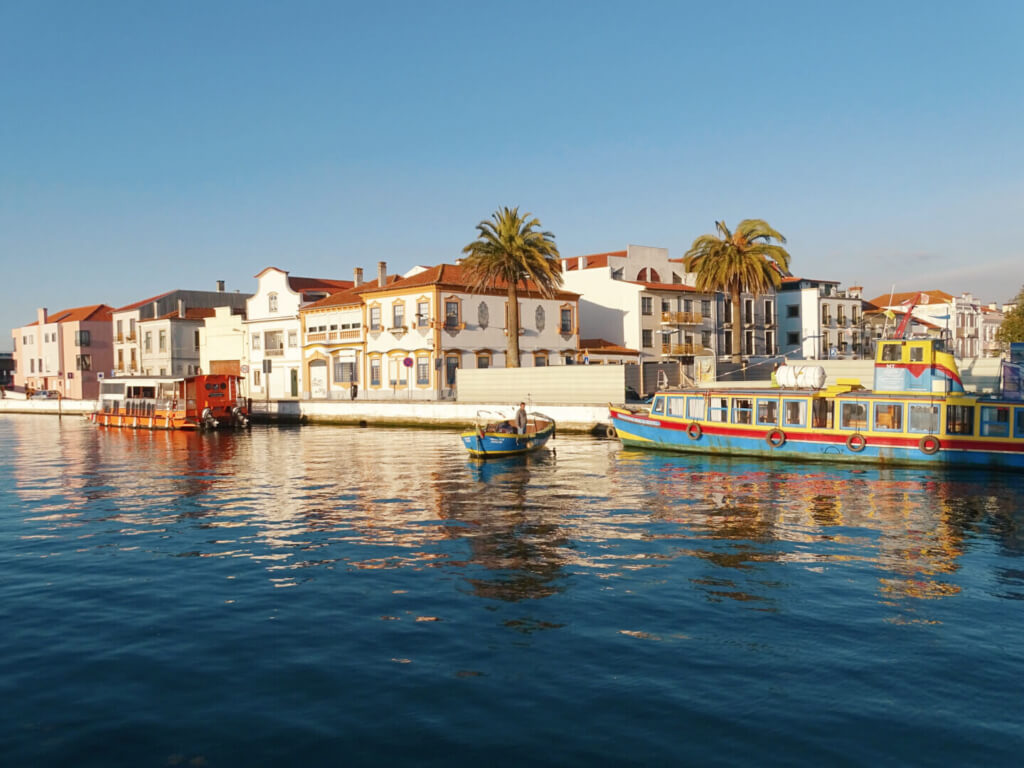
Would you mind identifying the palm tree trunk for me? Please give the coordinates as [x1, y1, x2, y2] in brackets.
[730, 286, 742, 365]
[507, 284, 521, 367]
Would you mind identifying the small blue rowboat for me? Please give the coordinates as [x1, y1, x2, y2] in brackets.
[460, 410, 556, 458]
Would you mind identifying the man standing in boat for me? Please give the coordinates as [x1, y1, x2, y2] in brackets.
[516, 402, 527, 435]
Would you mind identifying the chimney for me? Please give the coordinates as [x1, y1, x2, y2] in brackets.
[216, 280, 225, 292]
[37, 307, 48, 327]
[578, 255, 587, 270]
[377, 261, 387, 287]
[178, 299, 186, 318]
[354, 267, 363, 286]
[151, 301, 159, 319]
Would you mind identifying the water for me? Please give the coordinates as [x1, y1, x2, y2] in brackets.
[2, 414, 1024, 767]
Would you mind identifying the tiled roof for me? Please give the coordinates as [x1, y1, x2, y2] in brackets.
[112, 291, 174, 313]
[141, 308, 218, 322]
[303, 281, 389, 309]
[865, 290, 955, 308]
[627, 280, 697, 292]
[579, 338, 640, 355]
[288, 276, 354, 294]
[863, 308, 943, 330]
[358, 263, 580, 300]
[24, 304, 114, 326]
[560, 251, 625, 270]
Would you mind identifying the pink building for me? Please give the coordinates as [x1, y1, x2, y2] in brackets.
[11, 305, 114, 399]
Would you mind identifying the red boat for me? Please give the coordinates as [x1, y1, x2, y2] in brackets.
[90, 374, 250, 430]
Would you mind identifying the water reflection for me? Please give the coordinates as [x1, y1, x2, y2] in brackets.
[4, 415, 1024, 613]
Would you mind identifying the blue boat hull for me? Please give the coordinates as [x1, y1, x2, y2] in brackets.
[460, 424, 555, 458]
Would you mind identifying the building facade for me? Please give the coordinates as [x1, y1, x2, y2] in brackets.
[777, 279, 865, 359]
[11, 305, 114, 398]
[199, 306, 248, 376]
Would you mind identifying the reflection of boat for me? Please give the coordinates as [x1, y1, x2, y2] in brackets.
[611, 334, 1024, 470]
[461, 409, 555, 458]
[89, 375, 250, 430]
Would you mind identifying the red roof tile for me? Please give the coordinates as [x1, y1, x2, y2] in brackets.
[865, 290, 955, 308]
[23, 304, 114, 326]
[579, 338, 640, 355]
[358, 263, 580, 300]
[560, 251, 625, 271]
[627, 281, 697, 292]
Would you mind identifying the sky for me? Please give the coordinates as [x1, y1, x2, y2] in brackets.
[2, 0, 1023, 347]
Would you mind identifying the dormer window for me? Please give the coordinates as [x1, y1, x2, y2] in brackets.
[268, 293, 278, 313]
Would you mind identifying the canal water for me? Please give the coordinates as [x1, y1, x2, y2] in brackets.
[2, 414, 1023, 766]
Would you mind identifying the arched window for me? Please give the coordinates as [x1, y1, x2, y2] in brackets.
[268, 292, 278, 313]
[637, 268, 661, 282]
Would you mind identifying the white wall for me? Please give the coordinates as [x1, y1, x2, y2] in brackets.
[457, 365, 625, 405]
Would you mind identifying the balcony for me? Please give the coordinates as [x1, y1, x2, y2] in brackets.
[660, 311, 704, 325]
[662, 343, 712, 356]
[265, 348, 285, 357]
[127, 333, 136, 341]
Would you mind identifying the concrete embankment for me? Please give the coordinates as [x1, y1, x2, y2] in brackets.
[0, 398, 617, 435]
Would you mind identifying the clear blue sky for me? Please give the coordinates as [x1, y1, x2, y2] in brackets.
[2, 0, 1022, 348]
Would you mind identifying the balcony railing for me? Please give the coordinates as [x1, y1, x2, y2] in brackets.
[307, 329, 364, 343]
[265, 348, 285, 357]
[662, 343, 712, 356]
[660, 311, 704, 325]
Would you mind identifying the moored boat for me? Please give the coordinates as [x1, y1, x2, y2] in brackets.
[461, 409, 556, 458]
[610, 336, 1024, 470]
[90, 374, 250, 430]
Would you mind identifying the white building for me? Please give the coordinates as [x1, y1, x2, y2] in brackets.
[777, 278, 865, 359]
[866, 290, 984, 359]
[199, 306, 248, 376]
[354, 262, 580, 400]
[243, 267, 353, 399]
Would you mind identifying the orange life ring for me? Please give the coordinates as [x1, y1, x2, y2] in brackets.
[766, 429, 786, 448]
[687, 422, 702, 440]
[919, 435, 941, 455]
[846, 433, 867, 452]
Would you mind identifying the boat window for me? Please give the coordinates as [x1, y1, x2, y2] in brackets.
[874, 402, 903, 431]
[666, 397, 685, 417]
[908, 403, 940, 433]
[732, 398, 753, 425]
[782, 399, 806, 427]
[756, 398, 778, 425]
[980, 406, 1010, 437]
[651, 396, 666, 416]
[881, 344, 901, 362]
[709, 397, 728, 423]
[946, 404, 974, 435]
[811, 399, 833, 429]
[839, 401, 868, 430]
[686, 397, 706, 421]
[1015, 408, 1024, 439]
[909, 347, 925, 362]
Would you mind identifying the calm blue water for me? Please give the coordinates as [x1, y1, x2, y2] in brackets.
[2, 414, 1024, 767]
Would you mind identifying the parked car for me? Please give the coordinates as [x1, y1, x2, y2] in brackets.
[29, 390, 58, 399]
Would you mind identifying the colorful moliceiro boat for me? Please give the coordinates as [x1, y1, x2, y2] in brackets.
[90, 374, 250, 430]
[461, 409, 556, 458]
[610, 337, 1024, 470]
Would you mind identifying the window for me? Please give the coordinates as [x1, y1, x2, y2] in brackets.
[476, 353, 490, 369]
[908, 403, 940, 433]
[709, 397, 728, 422]
[251, 333, 260, 350]
[732, 398, 753, 424]
[909, 346, 924, 362]
[765, 330, 775, 355]
[560, 306, 573, 334]
[840, 401, 869, 430]
[743, 299, 754, 325]
[116, 320, 123, 340]
[880, 344, 901, 362]
[29, 359, 34, 373]
[417, 357, 430, 385]
[642, 329, 653, 348]
[445, 300, 461, 330]
[667, 397, 685, 417]
[369, 306, 382, 331]
[874, 403, 903, 431]
[334, 359, 356, 383]
[1015, 408, 1024, 439]
[651, 396, 665, 416]
[641, 297, 653, 316]
[76, 354, 91, 371]
[268, 293, 278, 313]
[812, 399, 833, 428]
[661, 299, 671, 313]
[253, 370, 261, 387]
[417, 300, 430, 328]
[158, 330, 167, 352]
[723, 334, 732, 356]
[980, 406, 1010, 437]
[533, 352, 548, 367]
[764, 300, 774, 324]
[288, 330, 297, 347]
[74, 330, 91, 346]
[786, 304, 799, 318]
[701, 299, 711, 317]
[129, 319, 136, 339]
[783, 399, 806, 427]
[265, 331, 283, 351]
[821, 304, 831, 324]
[145, 331, 152, 352]
[701, 330, 712, 349]
[392, 303, 405, 329]
[756, 399, 778, 425]
[535, 306, 545, 331]
[370, 358, 382, 387]
[194, 330, 200, 350]
[687, 397, 706, 420]
[743, 330, 754, 355]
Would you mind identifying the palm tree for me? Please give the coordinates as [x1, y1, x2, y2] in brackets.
[683, 219, 791, 365]
[462, 206, 562, 367]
